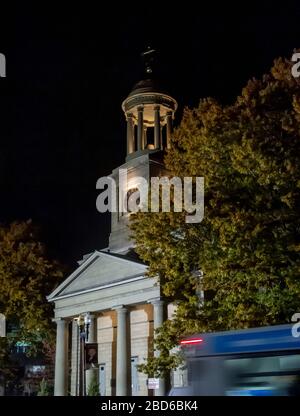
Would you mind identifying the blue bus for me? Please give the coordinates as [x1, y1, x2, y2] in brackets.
[169, 324, 300, 396]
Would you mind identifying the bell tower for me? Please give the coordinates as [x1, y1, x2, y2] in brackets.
[122, 48, 178, 158]
[108, 49, 178, 253]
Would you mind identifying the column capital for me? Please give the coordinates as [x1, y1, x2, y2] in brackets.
[154, 104, 160, 111]
[137, 105, 144, 112]
[52, 317, 68, 324]
[126, 112, 134, 121]
[113, 305, 128, 313]
[148, 298, 165, 306]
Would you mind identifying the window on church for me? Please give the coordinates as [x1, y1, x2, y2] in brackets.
[126, 188, 140, 213]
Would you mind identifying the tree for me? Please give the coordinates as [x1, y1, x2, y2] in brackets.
[0, 220, 64, 389]
[87, 377, 100, 396]
[37, 378, 51, 396]
[130, 53, 300, 376]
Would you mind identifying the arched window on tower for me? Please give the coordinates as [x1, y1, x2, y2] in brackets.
[126, 187, 141, 213]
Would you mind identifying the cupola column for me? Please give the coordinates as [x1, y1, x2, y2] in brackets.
[126, 113, 134, 154]
[154, 105, 161, 149]
[137, 106, 144, 151]
[166, 111, 173, 149]
[143, 126, 147, 150]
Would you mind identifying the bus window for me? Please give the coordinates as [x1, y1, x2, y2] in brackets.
[172, 365, 188, 388]
[224, 354, 300, 396]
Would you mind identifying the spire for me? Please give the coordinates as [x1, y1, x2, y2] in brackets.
[141, 47, 157, 76]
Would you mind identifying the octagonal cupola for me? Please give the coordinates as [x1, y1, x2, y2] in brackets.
[122, 48, 178, 159]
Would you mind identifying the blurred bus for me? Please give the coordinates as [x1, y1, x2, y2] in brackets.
[169, 324, 300, 396]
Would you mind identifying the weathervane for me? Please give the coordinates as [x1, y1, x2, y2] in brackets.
[141, 46, 156, 75]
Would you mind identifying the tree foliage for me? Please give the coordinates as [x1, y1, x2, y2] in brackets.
[130, 54, 300, 376]
[0, 220, 64, 378]
[37, 378, 51, 396]
[87, 377, 100, 396]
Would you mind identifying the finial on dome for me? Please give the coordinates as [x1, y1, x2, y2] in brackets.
[141, 47, 156, 75]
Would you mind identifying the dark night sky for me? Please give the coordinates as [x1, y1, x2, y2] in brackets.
[0, 2, 299, 267]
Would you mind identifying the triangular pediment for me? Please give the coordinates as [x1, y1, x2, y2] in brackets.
[48, 250, 147, 300]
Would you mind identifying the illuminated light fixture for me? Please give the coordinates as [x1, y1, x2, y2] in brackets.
[84, 311, 91, 326]
[180, 338, 203, 345]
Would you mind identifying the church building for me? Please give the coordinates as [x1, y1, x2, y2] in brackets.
[47, 51, 180, 396]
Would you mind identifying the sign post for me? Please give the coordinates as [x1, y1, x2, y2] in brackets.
[147, 378, 160, 390]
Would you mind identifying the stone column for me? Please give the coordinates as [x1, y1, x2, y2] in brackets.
[115, 306, 128, 396]
[154, 105, 161, 149]
[70, 319, 80, 396]
[166, 111, 173, 149]
[152, 299, 166, 396]
[143, 126, 147, 150]
[127, 113, 134, 154]
[137, 107, 144, 151]
[85, 314, 99, 395]
[53, 318, 69, 396]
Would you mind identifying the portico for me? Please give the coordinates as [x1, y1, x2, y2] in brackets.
[48, 250, 168, 396]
